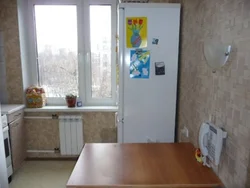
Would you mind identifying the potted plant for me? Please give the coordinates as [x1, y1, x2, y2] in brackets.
[65, 94, 77, 108]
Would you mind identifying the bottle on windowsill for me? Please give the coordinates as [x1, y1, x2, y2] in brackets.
[77, 98, 83, 107]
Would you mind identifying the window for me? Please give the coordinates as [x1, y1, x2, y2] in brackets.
[28, 0, 117, 106]
[34, 5, 78, 98]
[90, 5, 112, 99]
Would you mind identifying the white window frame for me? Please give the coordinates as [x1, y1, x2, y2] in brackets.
[83, 0, 117, 106]
[28, 0, 117, 106]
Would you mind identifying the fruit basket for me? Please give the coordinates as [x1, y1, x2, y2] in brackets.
[26, 86, 46, 108]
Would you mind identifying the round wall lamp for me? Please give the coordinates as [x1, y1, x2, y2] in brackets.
[204, 41, 232, 73]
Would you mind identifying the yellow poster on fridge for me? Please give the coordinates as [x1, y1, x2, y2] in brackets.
[126, 17, 147, 48]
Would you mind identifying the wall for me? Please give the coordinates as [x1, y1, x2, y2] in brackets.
[178, 0, 250, 187]
[0, 31, 9, 103]
[0, 0, 23, 104]
[25, 112, 116, 158]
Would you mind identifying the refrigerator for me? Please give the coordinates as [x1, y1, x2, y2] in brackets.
[117, 3, 180, 143]
[0, 104, 9, 188]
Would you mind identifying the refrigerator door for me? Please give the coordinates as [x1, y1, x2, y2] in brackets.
[119, 3, 180, 143]
[0, 104, 9, 188]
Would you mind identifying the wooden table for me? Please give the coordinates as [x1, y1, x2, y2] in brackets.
[67, 143, 223, 188]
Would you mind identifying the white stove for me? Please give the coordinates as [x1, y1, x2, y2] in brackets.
[1, 115, 7, 129]
[0, 106, 9, 188]
[1, 114, 13, 182]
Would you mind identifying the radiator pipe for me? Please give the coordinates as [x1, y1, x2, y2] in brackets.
[24, 114, 58, 119]
[24, 116, 53, 119]
[27, 150, 55, 153]
[24, 115, 82, 120]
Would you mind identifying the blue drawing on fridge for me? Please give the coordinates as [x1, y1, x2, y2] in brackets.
[130, 50, 150, 79]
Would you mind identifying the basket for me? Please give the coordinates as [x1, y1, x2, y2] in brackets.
[26, 86, 46, 108]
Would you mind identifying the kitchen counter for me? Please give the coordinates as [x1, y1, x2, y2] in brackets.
[67, 143, 223, 188]
[1, 104, 25, 115]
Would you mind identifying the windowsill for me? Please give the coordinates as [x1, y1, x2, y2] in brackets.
[24, 106, 118, 113]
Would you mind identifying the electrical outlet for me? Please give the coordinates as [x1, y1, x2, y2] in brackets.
[181, 126, 189, 138]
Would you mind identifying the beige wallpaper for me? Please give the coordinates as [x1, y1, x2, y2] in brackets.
[178, 0, 250, 187]
[0, 0, 23, 104]
[25, 112, 116, 158]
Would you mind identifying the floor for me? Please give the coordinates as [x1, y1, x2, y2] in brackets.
[10, 160, 76, 188]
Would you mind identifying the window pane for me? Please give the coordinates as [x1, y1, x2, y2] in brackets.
[34, 5, 78, 97]
[90, 5, 112, 98]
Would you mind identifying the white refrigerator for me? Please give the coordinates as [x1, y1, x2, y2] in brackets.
[117, 3, 180, 143]
[0, 104, 9, 188]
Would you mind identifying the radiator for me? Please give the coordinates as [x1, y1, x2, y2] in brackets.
[59, 115, 84, 155]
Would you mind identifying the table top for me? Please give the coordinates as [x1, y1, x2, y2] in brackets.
[67, 143, 222, 188]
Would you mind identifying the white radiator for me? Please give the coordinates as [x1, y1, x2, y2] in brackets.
[59, 115, 84, 155]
